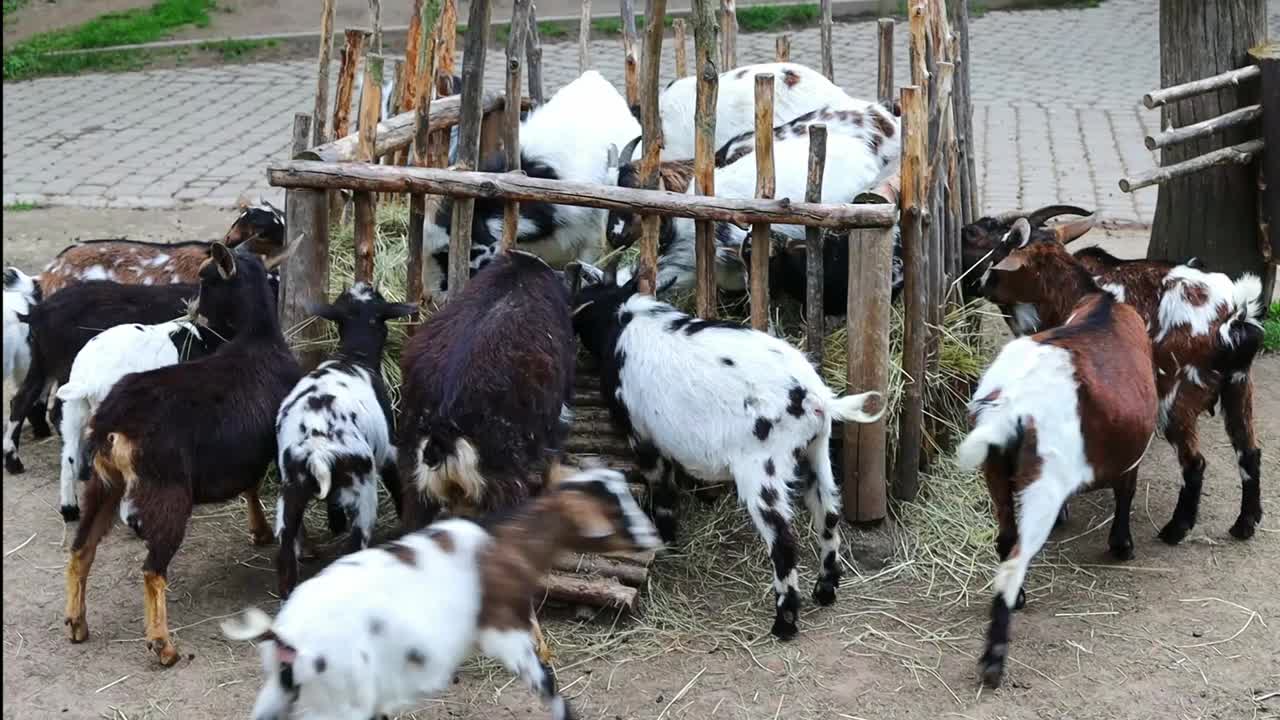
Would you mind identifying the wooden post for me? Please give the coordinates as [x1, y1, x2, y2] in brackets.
[894, 84, 926, 502]
[843, 226, 892, 524]
[620, 0, 640, 108]
[673, 19, 688, 77]
[877, 18, 894, 107]
[312, 0, 337, 147]
[719, 0, 737, 71]
[333, 29, 371, 143]
[775, 34, 790, 63]
[437, 0, 458, 85]
[403, 1, 426, 115]
[449, 0, 493, 296]
[636, 0, 668, 295]
[354, 54, 384, 285]
[692, 0, 719, 318]
[803, 124, 827, 361]
[1250, 42, 1279, 300]
[384, 58, 405, 149]
[501, 0, 532, 252]
[579, 0, 592, 73]
[819, 0, 833, 81]
[749, 74, 774, 331]
[1149, 0, 1267, 280]
[408, 0, 444, 315]
[368, 0, 383, 53]
[948, 0, 977, 222]
[526, 3, 545, 107]
[282, 113, 331, 371]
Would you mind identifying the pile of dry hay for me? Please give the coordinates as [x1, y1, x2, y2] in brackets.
[290, 205, 1005, 661]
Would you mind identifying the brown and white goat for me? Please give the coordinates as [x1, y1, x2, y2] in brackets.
[64, 241, 300, 666]
[957, 219, 1158, 689]
[965, 212, 1267, 543]
[37, 199, 284, 296]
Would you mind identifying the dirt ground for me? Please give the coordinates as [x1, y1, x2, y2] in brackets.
[2, 207, 1278, 720]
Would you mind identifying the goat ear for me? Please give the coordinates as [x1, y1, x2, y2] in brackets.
[264, 232, 305, 271]
[210, 242, 237, 280]
[1003, 218, 1032, 249]
[378, 302, 417, 320]
[306, 301, 343, 322]
[992, 251, 1027, 273]
[221, 607, 275, 642]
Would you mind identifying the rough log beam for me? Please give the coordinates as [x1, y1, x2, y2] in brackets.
[501, 0, 533, 252]
[803, 124, 827, 362]
[312, 0, 337, 147]
[1142, 64, 1261, 109]
[1144, 104, 1263, 150]
[692, 0, 720, 317]
[542, 573, 638, 611]
[749, 74, 775, 331]
[636, 0, 668, 295]
[1120, 139, 1264, 193]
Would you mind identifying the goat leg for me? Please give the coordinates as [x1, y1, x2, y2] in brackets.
[242, 488, 275, 546]
[143, 571, 179, 666]
[1108, 471, 1137, 561]
[1221, 377, 1263, 540]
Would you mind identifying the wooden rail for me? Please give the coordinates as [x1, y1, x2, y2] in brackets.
[1142, 65, 1261, 109]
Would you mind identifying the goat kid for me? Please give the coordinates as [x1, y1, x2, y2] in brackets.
[224, 467, 660, 720]
[956, 219, 1158, 689]
[65, 242, 300, 666]
[274, 283, 415, 598]
[571, 269, 884, 639]
[2, 268, 49, 444]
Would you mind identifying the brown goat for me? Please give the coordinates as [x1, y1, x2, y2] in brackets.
[958, 219, 1158, 689]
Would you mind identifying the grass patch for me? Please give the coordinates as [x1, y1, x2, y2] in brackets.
[3, 201, 39, 212]
[197, 38, 277, 60]
[4, 0, 215, 81]
[1264, 302, 1280, 353]
[736, 3, 820, 31]
[3, 0, 29, 19]
[591, 14, 675, 36]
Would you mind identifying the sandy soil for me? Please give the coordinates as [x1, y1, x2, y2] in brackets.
[2, 208, 1278, 720]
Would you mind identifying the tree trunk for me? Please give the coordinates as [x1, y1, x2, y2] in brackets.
[1149, 0, 1266, 278]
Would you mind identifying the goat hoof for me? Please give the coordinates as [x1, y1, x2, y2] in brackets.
[1109, 538, 1135, 561]
[1228, 515, 1260, 540]
[1157, 521, 1190, 545]
[1013, 588, 1026, 611]
[770, 613, 798, 641]
[654, 515, 678, 544]
[978, 652, 1006, 689]
[4, 454, 24, 474]
[60, 505, 80, 523]
[147, 637, 179, 666]
[65, 617, 89, 643]
[250, 528, 275, 547]
[812, 580, 838, 607]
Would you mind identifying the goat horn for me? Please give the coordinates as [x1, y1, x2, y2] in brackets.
[263, 232, 306, 271]
[1027, 205, 1093, 228]
[619, 135, 642, 165]
[1052, 213, 1098, 245]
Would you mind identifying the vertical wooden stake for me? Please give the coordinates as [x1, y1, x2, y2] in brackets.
[578, 0, 592, 73]
[408, 0, 444, 317]
[819, 0, 833, 81]
[620, 0, 640, 109]
[501, 0, 532, 252]
[775, 34, 790, 62]
[449, 0, 492, 297]
[354, 54, 384, 285]
[894, 84, 926, 502]
[749, 74, 774, 331]
[720, 0, 737, 70]
[282, 113, 331, 371]
[843, 226, 892, 524]
[312, 0, 337, 147]
[526, 2, 545, 106]
[437, 0, 458, 86]
[692, 0, 719, 318]
[673, 18, 688, 77]
[877, 18, 894, 107]
[368, 0, 383, 53]
[636, 0, 668, 295]
[803, 124, 827, 361]
[332, 29, 371, 142]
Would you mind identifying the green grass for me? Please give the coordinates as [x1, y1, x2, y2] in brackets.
[591, 14, 675, 36]
[4, 0, 216, 81]
[736, 4, 819, 31]
[3, 201, 38, 212]
[493, 20, 572, 45]
[1264, 301, 1280, 353]
[197, 38, 277, 60]
[3, 0, 30, 18]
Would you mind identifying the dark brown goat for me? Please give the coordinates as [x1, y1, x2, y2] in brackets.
[958, 219, 1157, 689]
[37, 200, 284, 296]
[64, 242, 300, 667]
[398, 250, 576, 529]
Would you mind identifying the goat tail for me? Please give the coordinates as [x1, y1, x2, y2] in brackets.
[55, 381, 90, 402]
[221, 607, 276, 642]
[1214, 273, 1266, 379]
[828, 391, 886, 424]
[955, 424, 1006, 471]
[3, 267, 38, 300]
[413, 434, 486, 507]
[308, 450, 334, 500]
[1230, 273, 1264, 323]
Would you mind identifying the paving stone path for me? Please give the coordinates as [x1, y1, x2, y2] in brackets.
[4, 0, 1278, 223]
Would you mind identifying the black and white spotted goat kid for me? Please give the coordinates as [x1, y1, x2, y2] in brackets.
[571, 271, 885, 639]
[274, 283, 415, 598]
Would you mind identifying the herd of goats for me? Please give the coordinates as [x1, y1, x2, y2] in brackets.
[1, 60, 1268, 719]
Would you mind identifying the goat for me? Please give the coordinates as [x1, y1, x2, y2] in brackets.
[422, 71, 639, 300]
[968, 216, 1267, 544]
[53, 319, 225, 522]
[4, 281, 215, 475]
[656, 62, 856, 161]
[2, 268, 50, 444]
[955, 219, 1158, 689]
[400, 251, 576, 529]
[570, 268, 884, 639]
[37, 199, 284, 297]
[223, 467, 659, 720]
[64, 242, 301, 667]
[274, 283, 416, 598]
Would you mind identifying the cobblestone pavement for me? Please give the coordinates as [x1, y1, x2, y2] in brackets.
[4, 0, 1278, 222]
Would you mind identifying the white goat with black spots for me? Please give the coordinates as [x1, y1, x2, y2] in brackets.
[570, 270, 884, 639]
[274, 283, 415, 598]
[54, 318, 221, 522]
[223, 467, 660, 720]
[3, 268, 47, 453]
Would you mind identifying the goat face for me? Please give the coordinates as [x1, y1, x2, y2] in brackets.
[960, 206, 1096, 301]
[225, 199, 286, 257]
[979, 219, 1093, 308]
[554, 468, 661, 554]
[570, 273, 640, 357]
[309, 282, 416, 354]
[195, 243, 283, 334]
